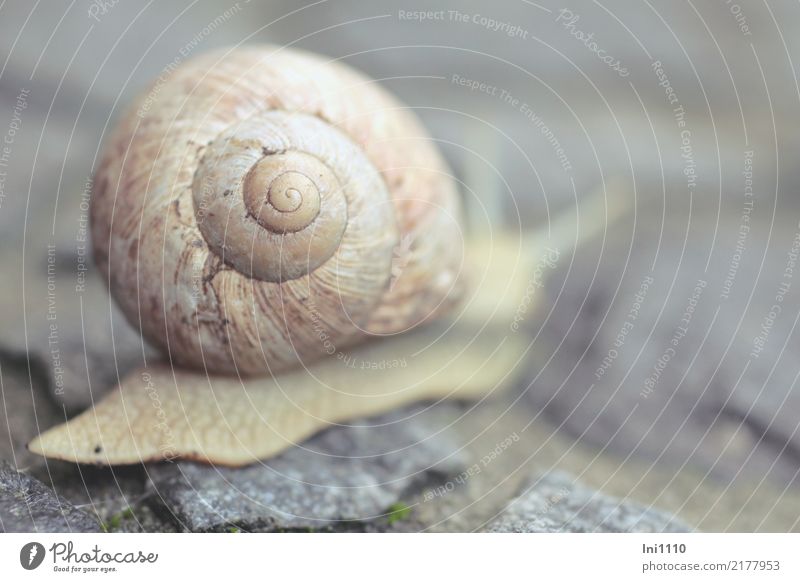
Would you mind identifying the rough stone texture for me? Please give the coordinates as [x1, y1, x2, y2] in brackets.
[27, 462, 179, 533]
[0, 352, 65, 468]
[531, 207, 800, 493]
[484, 472, 691, 533]
[0, 252, 156, 412]
[147, 404, 472, 531]
[0, 461, 100, 532]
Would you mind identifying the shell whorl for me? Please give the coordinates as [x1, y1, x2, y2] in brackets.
[192, 112, 379, 283]
[91, 46, 465, 375]
[243, 153, 327, 235]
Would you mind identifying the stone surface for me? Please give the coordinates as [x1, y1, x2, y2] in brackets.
[0, 461, 100, 532]
[0, 251, 156, 412]
[531, 208, 800, 493]
[0, 353, 65, 467]
[484, 471, 691, 533]
[148, 404, 472, 532]
[27, 462, 180, 533]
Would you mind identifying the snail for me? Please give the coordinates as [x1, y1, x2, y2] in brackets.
[92, 45, 466, 375]
[29, 46, 622, 466]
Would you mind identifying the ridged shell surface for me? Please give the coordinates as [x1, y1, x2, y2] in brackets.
[91, 46, 464, 375]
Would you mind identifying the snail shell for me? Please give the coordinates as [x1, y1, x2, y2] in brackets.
[91, 46, 464, 375]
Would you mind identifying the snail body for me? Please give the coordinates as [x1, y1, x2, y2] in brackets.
[91, 46, 464, 375]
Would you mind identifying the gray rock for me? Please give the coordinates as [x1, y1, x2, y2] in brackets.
[533, 209, 800, 491]
[0, 246, 156, 413]
[0, 354, 65, 467]
[0, 461, 100, 532]
[484, 472, 691, 533]
[148, 404, 471, 531]
[25, 462, 180, 532]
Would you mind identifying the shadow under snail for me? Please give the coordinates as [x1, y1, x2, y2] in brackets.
[29, 46, 622, 466]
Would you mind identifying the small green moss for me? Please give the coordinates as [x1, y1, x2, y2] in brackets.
[386, 502, 412, 525]
[101, 514, 121, 532]
[101, 506, 134, 532]
[228, 526, 240, 533]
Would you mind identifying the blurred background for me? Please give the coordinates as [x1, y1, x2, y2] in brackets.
[2, 0, 800, 532]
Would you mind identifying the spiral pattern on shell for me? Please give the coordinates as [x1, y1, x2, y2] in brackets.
[91, 46, 464, 375]
[193, 113, 385, 283]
